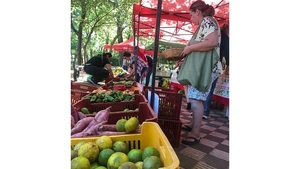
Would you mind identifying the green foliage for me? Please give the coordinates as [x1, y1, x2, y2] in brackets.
[71, 0, 138, 65]
[110, 57, 121, 66]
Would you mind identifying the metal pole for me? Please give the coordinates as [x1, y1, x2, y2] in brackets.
[150, 0, 163, 108]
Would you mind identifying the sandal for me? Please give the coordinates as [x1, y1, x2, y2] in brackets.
[181, 125, 192, 132]
[182, 136, 200, 146]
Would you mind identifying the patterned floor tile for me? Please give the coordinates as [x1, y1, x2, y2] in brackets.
[202, 121, 209, 125]
[209, 149, 229, 161]
[201, 125, 217, 131]
[200, 128, 213, 134]
[200, 138, 219, 148]
[199, 132, 208, 138]
[221, 139, 229, 146]
[215, 144, 229, 153]
[223, 123, 229, 128]
[214, 128, 229, 135]
[180, 147, 206, 161]
[201, 155, 229, 169]
[209, 131, 228, 139]
[180, 130, 208, 139]
[215, 118, 229, 123]
[174, 96, 229, 169]
[194, 162, 218, 169]
[203, 135, 225, 143]
[173, 144, 188, 151]
[176, 152, 200, 169]
[191, 142, 215, 154]
[209, 121, 225, 126]
[218, 126, 229, 132]
[205, 123, 222, 128]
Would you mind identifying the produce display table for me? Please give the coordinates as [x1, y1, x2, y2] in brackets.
[155, 71, 171, 87]
[213, 74, 229, 105]
[212, 74, 229, 117]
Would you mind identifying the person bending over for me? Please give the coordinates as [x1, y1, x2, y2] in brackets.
[83, 52, 114, 85]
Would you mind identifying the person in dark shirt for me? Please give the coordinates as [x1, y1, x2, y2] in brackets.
[83, 52, 114, 85]
[145, 55, 153, 86]
[220, 23, 229, 74]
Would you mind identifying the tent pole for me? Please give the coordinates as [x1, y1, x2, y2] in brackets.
[150, 0, 163, 109]
[133, 3, 142, 83]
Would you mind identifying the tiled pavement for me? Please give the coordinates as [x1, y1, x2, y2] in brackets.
[173, 97, 229, 169]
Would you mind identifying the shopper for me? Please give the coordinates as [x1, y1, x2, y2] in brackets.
[124, 50, 148, 83]
[145, 55, 153, 86]
[178, 0, 222, 145]
[122, 57, 128, 71]
[83, 52, 114, 85]
[220, 23, 229, 74]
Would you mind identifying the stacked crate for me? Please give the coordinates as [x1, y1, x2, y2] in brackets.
[73, 94, 147, 113]
[71, 81, 99, 105]
[143, 86, 183, 147]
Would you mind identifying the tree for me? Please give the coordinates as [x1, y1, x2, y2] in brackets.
[71, 0, 138, 66]
[71, 0, 114, 65]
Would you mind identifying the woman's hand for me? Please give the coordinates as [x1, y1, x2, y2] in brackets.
[181, 46, 192, 58]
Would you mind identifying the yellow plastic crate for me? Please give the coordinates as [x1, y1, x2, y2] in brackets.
[71, 122, 179, 169]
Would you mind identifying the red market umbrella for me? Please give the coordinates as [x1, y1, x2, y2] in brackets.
[112, 37, 145, 53]
[104, 44, 111, 49]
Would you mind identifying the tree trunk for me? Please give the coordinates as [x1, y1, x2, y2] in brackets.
[83, 44, 87, 64]
[76, 2, 86, 66]
[73, 54, 78, 81]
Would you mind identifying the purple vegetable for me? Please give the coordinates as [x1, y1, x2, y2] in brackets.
[71, 122, 104, 138]
[71, 115, 75, 129]
[71, 132, 89, 138]
[94, 107, 111, 122]
[71, 105, 79, 123]
[71, 117, 94, 135]
[71, 107, 112, 138]
[78, 111, 86, 120]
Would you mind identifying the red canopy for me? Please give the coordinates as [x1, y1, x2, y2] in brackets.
[104, 37, 145, 53]
[133, 0, 229, 43]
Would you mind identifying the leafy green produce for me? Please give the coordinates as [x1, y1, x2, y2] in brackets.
[86, 91, 135, 103]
